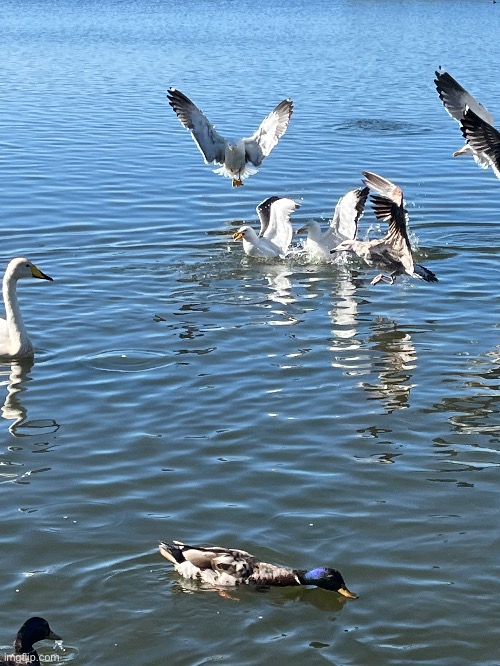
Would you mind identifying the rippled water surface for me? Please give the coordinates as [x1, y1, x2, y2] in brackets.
[1, 1, 499, 664]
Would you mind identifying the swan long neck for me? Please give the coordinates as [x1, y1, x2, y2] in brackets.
[3, 270, 32, 357]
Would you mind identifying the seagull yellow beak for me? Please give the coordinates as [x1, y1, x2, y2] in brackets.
[295, 225, 307, 235]
[233, 231, 244, 241]
[30, 264, 53, 281]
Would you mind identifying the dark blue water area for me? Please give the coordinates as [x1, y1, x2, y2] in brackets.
[1, 1, 499, 664]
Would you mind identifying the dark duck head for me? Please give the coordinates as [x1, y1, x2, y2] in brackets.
[7, 617, 61, 665]
[297, 567, 358, 598]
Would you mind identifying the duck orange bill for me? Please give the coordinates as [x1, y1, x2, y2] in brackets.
[233, 232, 244, 241]
[338, 586, 358, 599]
[31, 265, 53, 281]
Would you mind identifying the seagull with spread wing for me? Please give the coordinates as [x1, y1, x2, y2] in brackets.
[332, 172, 438, 285]
[434, 67, 500, 179]
[233, 196, 299, 258]
[296, 186, 369, 261]
[167, 88, 293, 187]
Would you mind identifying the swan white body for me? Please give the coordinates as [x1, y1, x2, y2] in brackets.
[0, 258, 53, 359]
[167, 88, 293, 187]
[297, 187, 369, 260]
[234, 196, 300, 258]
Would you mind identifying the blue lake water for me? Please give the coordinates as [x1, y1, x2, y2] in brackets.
[1, 1, 499, 664]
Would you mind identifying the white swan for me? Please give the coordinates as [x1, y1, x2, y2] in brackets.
[167, 88, 293, 187]
[296, 187, 369, 260]
[233, 196, 300, 258]
[0, 258, 53, 359]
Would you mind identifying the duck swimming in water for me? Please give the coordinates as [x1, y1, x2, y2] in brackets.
[159, 540, 357, 598]
[0, 617, 61, 666]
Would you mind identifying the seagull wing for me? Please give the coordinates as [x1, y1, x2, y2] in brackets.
[370, 194, 414, 274]
[167, 88, 227, 164]
[330, 186, 370, 242]
[243, 99, 293, 167]
[263, 197, 299, 256]
[460, 107, 500, 180]
[256, 196, 283, 237]
[434, 68, 494, 125]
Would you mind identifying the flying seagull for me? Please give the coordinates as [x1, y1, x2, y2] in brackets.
[332, 172, 438, 285]
[233, 196, 299, 258]
[167, 88, 293, 187]
[434, 67, 498, 175]
[296, 186, 369, 261]
[459, 106, 500, 181]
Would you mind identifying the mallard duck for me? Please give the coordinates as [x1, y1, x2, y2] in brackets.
[233, 196, 300, 258]
[159, 540, 357, 598]
[0, 617, 61, 666]
[296, 187, 369, 261]
[332, 172, 438, 285]
[0, 258, 53, 359]
[167, 88, 293, 187]
[434, 67, 499, 177]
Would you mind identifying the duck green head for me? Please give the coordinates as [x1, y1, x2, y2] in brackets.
[299, 567, 358, 598]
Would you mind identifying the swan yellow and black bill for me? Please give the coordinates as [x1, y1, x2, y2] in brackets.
[31, 264, 53, 281]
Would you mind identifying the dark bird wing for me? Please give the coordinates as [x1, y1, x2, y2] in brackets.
[363, 171, 414, 274]
[244, 99, 293, 167]
[331, 186, 370, 241]
[460, 107, 500, 180]
[414, 264, 439, 283]
[434, 68, 494, 125]
[256, 196, 283, 237]
[167, 88, 227, 165]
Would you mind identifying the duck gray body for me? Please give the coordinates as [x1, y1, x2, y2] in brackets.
[159, 540, 357, 598]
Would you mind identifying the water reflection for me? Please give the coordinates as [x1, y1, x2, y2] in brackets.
[0, 359, 33, 434]
[361, 317, 417, 412]
[327, 274, 417, 412]
[0, 359, 60, 437]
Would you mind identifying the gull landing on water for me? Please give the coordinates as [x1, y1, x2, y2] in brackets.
[167, 88, 293, 187]
[233, 196, 300, 258]
[434, 67, 500, 179]
[332, 172, 438, 286]
[296, 186, 369, 261]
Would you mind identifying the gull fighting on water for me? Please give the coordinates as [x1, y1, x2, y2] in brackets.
[296, 186, 369, 261]
[233, 196, 300, 258]
[167, 88, 293, 187]
[332, 172, 438, 285]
